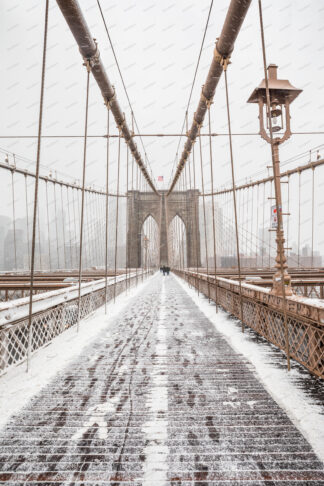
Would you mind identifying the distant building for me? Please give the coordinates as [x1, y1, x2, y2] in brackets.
[288, 251, 322, 268]
[221, 256, 237, 268]
[3, 229, 25, 270]
[240, 255, 258, 268]
[0, 215, 11, 270]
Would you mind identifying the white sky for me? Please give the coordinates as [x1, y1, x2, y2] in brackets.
[1, 0, 324, 187]
[0, 0, 324, 255]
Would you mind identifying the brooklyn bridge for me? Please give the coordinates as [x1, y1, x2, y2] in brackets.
[0, 0, 323, 484]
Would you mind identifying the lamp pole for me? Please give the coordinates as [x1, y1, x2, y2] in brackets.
[248, 64, 302, 296]
[271, 141, 292, 295]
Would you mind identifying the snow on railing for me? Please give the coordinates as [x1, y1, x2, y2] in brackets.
[0, 271, 152, 376]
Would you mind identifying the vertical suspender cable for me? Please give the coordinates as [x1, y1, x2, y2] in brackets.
[11, 171, 17, 270]
[94, 192, 101, 265]
[199, 130, 210, 301]
[256, 184, 259, 263]
[77, 66, 91, 331]
[61, 184, 67, 269]
[141, 173, 144, 283]
[26, 0, 49, 371]
[72, 187, 78, 268]
[311, 166, 315, 268]
[66, 186, 73, 268]
[192, 143, 200, 294]
[114, 131, 121, 302]
[99, 192, 105, 265]
[24, 175, 31, 270]
[269, 179, 272, 267]
[37, 203, 42, 270]
[262, 182, 265, 267]
[207, 105, 218, 311]
[223, 67, 244, 330]
[104, 108, 110, 313]
[250, 186, 254, 258]
[297, 170, 301, 267]
[45, 180, 52, 271]
[126, 142, 129, 291]
[54, 183, 60, 268]
[286, 175, 290, 262]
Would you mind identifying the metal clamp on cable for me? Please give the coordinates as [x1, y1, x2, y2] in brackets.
[81, 39, 100, 71]
[193, 114, 202, 130]
[105, 86, 116, 109]
[214, 45, 231, 71]
[116, 114, 126, 133]
[201, 87, 213, 107]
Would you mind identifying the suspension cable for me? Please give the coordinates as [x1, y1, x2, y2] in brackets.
[126, 141, 130, 292]
[45, 180, 52, 271]
[53, 183, 60, 269]
[96, 0, 155, 179]
[27, 0, 49, 372]
[66, 186, 73, 268]
[11, 170, 17, 270]
[311, 166, 315, 268]
[168, 0, 214, 187]
[114, 131, 122, 302]
[24, 175, 31, 270]
[60, 184, 67, 269]
[297, 170, 301, 268]
[199, 131, 210, 301]
[104, 108, 110, 313]
[223, 67, 244, 330]
[77, 65, 91, 331]
[72, 187, 78, 268]
[207, 105, 218, 311]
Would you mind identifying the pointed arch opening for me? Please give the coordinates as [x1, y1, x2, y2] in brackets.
[141, 214, 160, 269]
[168, 214, 187, 269]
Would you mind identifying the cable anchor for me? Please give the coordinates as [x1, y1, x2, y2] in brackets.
[81, 38, 100, 72]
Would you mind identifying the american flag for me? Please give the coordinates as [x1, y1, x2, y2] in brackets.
[157, 176, 163, 181]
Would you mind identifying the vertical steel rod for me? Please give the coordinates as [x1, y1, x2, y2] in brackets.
[224, 68, 244, 330]
[26, 0, 49, 371]
[104, 108, 110, 313]
[77, 67, 91, 331]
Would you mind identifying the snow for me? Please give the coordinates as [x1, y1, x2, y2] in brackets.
[175, 273, 324, 463]
[0, 272, 140, 326]
[188, 271, 324, 310]
[291, 294, 324, 309]
[71, 396, 120, 441]
[0, 274, 155, 432]
[142, 278, 169, 486]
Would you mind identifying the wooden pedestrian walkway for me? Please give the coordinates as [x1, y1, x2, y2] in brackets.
[0, 274, 323, 485]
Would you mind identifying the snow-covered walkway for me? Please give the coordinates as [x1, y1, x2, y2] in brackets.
[0, 273, 323, 485]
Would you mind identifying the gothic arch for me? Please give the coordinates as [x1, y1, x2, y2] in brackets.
[127, 189, 200, 268]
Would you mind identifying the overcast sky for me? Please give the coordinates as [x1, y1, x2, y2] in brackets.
[1, 0, 324, 254]
[1, 0, 324, 188]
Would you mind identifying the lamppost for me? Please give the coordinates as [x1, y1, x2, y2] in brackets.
[247, 64, 302, 296]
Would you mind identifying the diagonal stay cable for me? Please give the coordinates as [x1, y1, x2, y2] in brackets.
[96, 0, 154, 177]
[168, 0, 214, 187]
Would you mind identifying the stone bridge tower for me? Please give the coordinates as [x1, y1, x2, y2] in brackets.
[127, 189, 200, 268]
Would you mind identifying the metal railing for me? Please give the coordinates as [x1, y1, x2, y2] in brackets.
[175, 270, 324, 379]
[0, 271, 152, 375]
